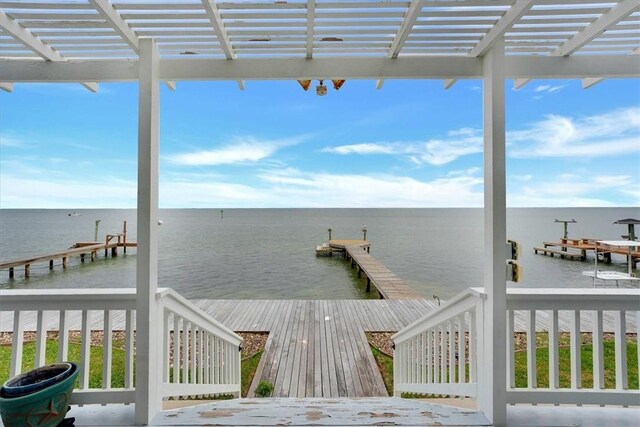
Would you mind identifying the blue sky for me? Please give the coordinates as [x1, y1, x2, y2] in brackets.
[0, 77, 638, 208]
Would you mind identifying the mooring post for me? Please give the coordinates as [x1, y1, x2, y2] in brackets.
[62, 257, 67, 269]
[9, 267, 14, 279]
[328, 227, 332, 241]
[25, 264, 30, 277]
[123, 221, 128, 254]
[49, 260, 54, 269]
[362, 225, 367, 241]
[95, 219, 101, 242]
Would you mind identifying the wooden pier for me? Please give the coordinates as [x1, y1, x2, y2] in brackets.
[320, 240, 423, 299]
[0, 223, 136, 279]
[534, 237, 640, 266]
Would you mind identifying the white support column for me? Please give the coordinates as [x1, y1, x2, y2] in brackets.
[480, 37, 507, 426]
[135, 38, 161, 426]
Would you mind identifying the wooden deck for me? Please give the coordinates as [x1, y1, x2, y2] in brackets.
[343, 245, 423, 299]
[194, 299, 437, 398]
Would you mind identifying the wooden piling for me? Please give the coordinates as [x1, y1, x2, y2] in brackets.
[25, 264, 30, 277]
[49, 260, 54, 269]
[9, 267, 13, 279]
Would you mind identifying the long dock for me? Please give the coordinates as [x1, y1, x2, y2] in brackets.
[0, 231, 136, 279]
[322, 240, 423, 299]
[534, 237, 640, 266]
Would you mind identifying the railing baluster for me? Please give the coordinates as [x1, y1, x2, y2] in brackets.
[614, 310, 627, 390]
[125, 309, 134, 389]
[199, 328, 205, 385]
[434, 329, 440, 384]
[80, 310, 91, 389]
[527, 310, 536, 388]
[58, 310, 69, 362]
[183, 320, 190, 384]
[448, 320, 455, 383]
[458, 315, 464, 384]
[173, 315, 181, 384]
[408, 338, 413, 384]
[164, 311, 170, 383]
[426, 330, 432, 383]
[190, 325, 197, 384]
[35, 310, 47, 367]
[549, 309, 559, 390]
[103, 310, 112, 389]
[421, 331, 426, 384]
[507, 310, 514, 388]
[570, 310, 581, 389]
[593, 310, 604, 390]
[10, 311, 25, 377]
[469, 308, 476, 383]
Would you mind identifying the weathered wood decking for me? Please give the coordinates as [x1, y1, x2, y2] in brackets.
[324, 240, 423, 299]
[194, 299, 437, 398]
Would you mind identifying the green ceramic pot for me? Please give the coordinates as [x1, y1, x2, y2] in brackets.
[0, 362, 78, 427]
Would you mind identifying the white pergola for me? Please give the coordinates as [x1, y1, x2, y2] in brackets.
[1, 1, 639, 425]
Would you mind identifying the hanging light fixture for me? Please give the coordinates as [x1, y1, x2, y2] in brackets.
[316, 80, 327, 96]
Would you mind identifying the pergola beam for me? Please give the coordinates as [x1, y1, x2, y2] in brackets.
[306, 0, 316, 59]
[443, 79, 457, 89]
[468, 0, 534, 57]
[513, 78, 530, 90]
[0, 10, 97, 92]
[201, 0, 245, 89]
[551, 2, 640, 57]
[2, 56, 638, 83]
[388, 0, 423, 59]
[89, 0, 139, 53]
[582, 77, 604, 89]
[376, 0, 423, 89]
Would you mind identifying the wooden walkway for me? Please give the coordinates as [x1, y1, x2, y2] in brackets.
[194, 299, 437, 398]
[342, 245, 423, 299]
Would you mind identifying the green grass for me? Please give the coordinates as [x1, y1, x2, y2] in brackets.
[2, 340, 264, 399]
[514, 340, 639, 389]
[370, 345, 394, 396]
[369, 339, 639, 396]
[0, 339, 128, 388]
[241, 351, 262, 397]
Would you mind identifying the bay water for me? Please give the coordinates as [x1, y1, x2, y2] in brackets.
[0, 208, 637, 299]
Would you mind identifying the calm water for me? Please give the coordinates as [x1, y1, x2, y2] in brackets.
[0, 208, 637, 299]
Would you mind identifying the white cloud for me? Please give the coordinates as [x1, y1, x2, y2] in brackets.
[534, 84, 565, 94]
[0, 135, 24, 147]
[509, 173, 638, 207]
[0, 175, 136, 208]
[509, 107, 640, 158]
[257, 168, 484, 207]
[323, 129, 483, 166]
[323, 143, 396, 155]
[167, 135, 306, 166]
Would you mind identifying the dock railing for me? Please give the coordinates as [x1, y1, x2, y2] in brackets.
[0, 288, 242, 406]
[392, 288, 640, 408]
[392, 288, 482, 398]
[159, 289, 242, 399]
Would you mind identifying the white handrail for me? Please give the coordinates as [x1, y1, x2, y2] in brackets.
[0, 288, 138, 405]
[392, 288, 483, 398]
[158, 289, 242, 399]
[0, 287, 243, 405]
[392, 287, 640, 408]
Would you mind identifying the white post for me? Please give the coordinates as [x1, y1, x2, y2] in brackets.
[135, 37, 161, 426]
[480, 37, 507, 426]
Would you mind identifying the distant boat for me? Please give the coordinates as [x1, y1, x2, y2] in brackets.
[68, 212, 80, 217]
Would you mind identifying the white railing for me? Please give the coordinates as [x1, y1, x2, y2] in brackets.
[159, 289, 242, 399]
[0, 288, 242, 405]
[392, 288, 484, 398]
[0, 289, 137, 405]
[392, 288, 640, 408]
[506, 288, 639, 406]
